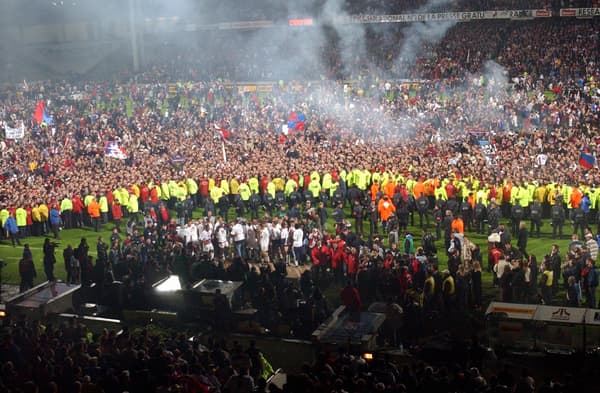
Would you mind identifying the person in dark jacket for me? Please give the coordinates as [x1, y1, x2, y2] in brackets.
[566, 276, 579, 307]
[19, 254, 36, 293]
[516, 221, 528, 259]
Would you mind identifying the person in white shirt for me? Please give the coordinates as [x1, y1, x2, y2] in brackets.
[292, 222, 305, 266]
[215, 223, 229, 262]
[260, 222, 271, 264]
[182, 223, 194, 245]
[231, 218, 246, 259]
[188, 222, 199, 245]
[199, 224, 214, 260]
[271, 220, 282, 261]
[279, 221, 289, 264]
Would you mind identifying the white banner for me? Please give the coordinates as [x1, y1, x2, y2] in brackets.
[333, 9, 551, 24]
[4, 122, 25, 139]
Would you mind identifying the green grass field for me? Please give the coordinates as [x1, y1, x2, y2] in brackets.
[0, 209, 591, 307]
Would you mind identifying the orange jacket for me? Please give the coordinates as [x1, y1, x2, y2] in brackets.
[468, 194, 475, 209]
[413, 181, 426, 198]
[384, 181, 396, 199]
[570, 188, 582, 209]
[88, 200, 100, 218]
[451, 218, 464, 234]
[370, 183, 380, 201]
[378, 197, 396, 222]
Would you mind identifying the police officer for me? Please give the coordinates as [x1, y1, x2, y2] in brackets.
[352, 199, 364, 236]
[511, 200, 524, 236]
[416, 192, 430, 228]
[551, 198, 566, 239]
[460, 196, 472, 232]
[249, 190, 261, 220]
[529, 200, 542, 238]
[474, 198, 487, 234]
[573, 205, 586, 240]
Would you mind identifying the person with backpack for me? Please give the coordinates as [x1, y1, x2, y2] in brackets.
[403, 233, 415, 256]
[583, 257, 599, 308]
[529, 200, 542, 238]
[551, 200, 565, 239]
[421, 227, 437, 257]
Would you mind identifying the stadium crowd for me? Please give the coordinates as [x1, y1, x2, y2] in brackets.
[1, 13, 600, 393]
[2, 314, 591, 393]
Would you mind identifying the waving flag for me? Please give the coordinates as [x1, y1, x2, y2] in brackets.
[33, 101, 44, 123]
[42, 110, 53, 125]
[287, 112, 306, 131]
[579, 151, 595, 170]
[105, 141, 127, 159]
[33, 101, 53, 125]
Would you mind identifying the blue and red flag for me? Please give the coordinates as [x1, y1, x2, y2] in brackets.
[579, 151, 595, 170]
[33, 101, 53, 124]
[287, 112, 306, 131]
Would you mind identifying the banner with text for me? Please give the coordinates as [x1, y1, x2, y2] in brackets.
[560, 8, 600, 17]
[3, 122, 25, 139]
[333, 9, 552, 25]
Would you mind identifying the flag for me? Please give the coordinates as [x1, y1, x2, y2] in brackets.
[33, 101, 44, 123]
[579, 152, 595, 169]
[222, 141, 227, 163]
[42, 110, 53, 125]
[220, 128, 230, 140]
[33, 101, 53, 125]
[105, 141, 127, 159]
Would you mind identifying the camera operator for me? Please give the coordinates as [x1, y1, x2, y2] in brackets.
[43, 237, 59, 282]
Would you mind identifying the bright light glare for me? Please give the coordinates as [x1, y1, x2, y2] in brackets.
[155, 275, 182, 292]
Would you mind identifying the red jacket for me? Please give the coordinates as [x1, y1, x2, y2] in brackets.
[72, 196, 84, 214]
[346, 253, 358, 275]
[260, 176, 270, 194]
[140, 185, 150, 202]
[111, 203, 122, 220]
[332, 246, 347, 270]
[160, 206, 169, 223]
[150, 187, 159, 204]
[199, 179, 209, 197]
[26, 207, 33, 226]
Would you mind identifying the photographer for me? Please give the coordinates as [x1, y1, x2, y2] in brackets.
[43, 237, 58, 282]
